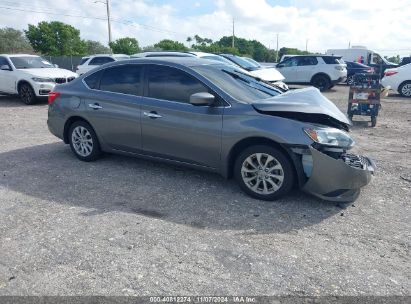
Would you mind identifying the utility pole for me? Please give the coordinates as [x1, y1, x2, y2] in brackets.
[95, 0, 112, 47]
[305, 39, 308, 52]
[106, 0, 112, 46]
[232, 18, 235, 48]
[275, 33, 279, 62]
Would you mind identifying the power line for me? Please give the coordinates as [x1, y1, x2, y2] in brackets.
[0, 5, 180, 35]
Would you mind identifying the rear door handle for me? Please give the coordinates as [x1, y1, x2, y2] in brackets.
[88, 103, 103, 110]
[143, 111, 162, 119]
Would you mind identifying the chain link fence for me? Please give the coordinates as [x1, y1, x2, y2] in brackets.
[43, 56, 83, 71]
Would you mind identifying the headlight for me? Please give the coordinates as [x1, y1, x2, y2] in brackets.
[32, 77, 55, 83]
[304, 127, 354, 148]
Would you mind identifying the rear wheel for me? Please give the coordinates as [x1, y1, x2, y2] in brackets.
[371, 116, 377, 127]
[18, 83, 37, 105]
[311, 74, 331, 91]
[68, 121, 102, 161]
[399, 81, 411, 97]
[234, 145, 295, 201]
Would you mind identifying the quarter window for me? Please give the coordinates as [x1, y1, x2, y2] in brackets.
[147, 65, 209, 103]
[83, 70, 103, 89]
[89, 57, 115, 66]
[99, 65, 142, 95]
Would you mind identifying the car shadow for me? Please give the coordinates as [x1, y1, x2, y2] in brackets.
[0, 143, 348, 234]
[0, 95, 47, 108]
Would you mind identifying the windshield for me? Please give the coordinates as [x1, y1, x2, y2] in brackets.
[202, 55, 236, 66]
[224, 55, 259, 70]
[243, 57, 261, 67]
[193, 65, 281, 103]
[10, 56, 54, 69]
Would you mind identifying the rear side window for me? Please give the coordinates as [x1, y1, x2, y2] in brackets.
[297, 57, 318, 66]
[89, 57, 115, 66]
[99, 65, 142, 95]
[83, 70, 103, 89]
[147, 65, 209, 103]
[322, 56, 342, 64]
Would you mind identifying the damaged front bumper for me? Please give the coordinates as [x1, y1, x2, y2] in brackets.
[299, 146, 375, 202]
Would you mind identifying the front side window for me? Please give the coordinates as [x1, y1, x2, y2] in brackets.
[147, 65, 209, 103]
[99, 65, 142, 95]
[89, 57, 115, 66]
[281, 57, 299, 67]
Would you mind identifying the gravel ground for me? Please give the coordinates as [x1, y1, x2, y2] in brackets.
[0, 85, 410, 296]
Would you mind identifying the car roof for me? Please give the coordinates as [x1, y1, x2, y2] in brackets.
[1, 54, 40, 58]
[103, 57, 221, 68]
[131, 51, 195, 57]
[89, 54, 129, 58]
[188, 51, 220, 57]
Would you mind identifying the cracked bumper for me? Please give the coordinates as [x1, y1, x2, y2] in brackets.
[302, 146, 375, 202]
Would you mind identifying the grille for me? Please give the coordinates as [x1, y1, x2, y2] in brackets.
[55, 78, 67, 84]
[341, 154, 368, 170]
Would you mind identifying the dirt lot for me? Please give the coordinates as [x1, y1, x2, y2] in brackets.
[0, 85, 410, 296]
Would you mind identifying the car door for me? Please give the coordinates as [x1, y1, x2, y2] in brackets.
[0, 56, 16, 93]
[140, 64, 223, 169]
[83, 64, 143, 153]
[296, 56, 319, 82]
[276, 57, 299, 82]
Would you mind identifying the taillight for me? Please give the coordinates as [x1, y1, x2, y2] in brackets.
[48, 92, 61, 105]
[384, 71, 398, 77]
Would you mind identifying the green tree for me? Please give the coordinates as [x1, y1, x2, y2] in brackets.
[278, 47, 310, 60]
[84, 40, 110, 55]
[109, 37, 140, 55]
[0, 27, 33, 53]
[384, 55, 400, 64]
[154, 39, 187, 51]
[25, 21, 85, 55]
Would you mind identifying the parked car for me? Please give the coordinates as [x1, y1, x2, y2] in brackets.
[187, 51, 236, 65]
[345, 61, 374, 85]
[47, 58, 374, 202]
[76, 54, 130, 75]
[399, 57, 411, 66]
[0, 54, 78, 105]
[219, 54, 289, 91]
[276, 55, 347, 91]
[381, 63, 411, 97]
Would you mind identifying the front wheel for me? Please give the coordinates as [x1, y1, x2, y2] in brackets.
[234, 145, 295, 201]
[18, 83, 37, 105]
[399, 81, 411, 97]
[347, 75, 354, 86]
[68, 121, 102, 161]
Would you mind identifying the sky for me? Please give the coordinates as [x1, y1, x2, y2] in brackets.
[0, 0, 410, 57]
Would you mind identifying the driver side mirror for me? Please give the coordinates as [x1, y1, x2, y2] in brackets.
[190, 92, 215, 106]
[0, 65, 11, 71]
[276, 63, 284, 68]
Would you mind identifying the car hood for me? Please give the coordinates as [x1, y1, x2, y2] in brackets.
[252, 87, 351, 129]
[19, 68, 78, 78]
[249, 67, 285, 81]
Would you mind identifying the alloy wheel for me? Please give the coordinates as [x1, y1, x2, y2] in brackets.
[21, 85, 33, 104]
[241, 153, 284, 195]
[71, 126, 94, 157]
[401, 83, 411, 97]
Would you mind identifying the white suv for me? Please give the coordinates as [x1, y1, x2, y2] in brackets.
[276, 55, 347, 91]
[76, 54, 130, 75]
[0, 54, 78, 105]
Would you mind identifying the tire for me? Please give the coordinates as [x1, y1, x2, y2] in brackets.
[398, 81, 411, 97]
[18, 82, 37, 105]
[311, 74, 331, 91]
[234, 145, 295, 201]
[68, 120, 102, 162]
[371, 116, 377, 127]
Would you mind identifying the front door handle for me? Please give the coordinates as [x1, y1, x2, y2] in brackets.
[88, 103, 103, 110]
[143, 111, 162, 119]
